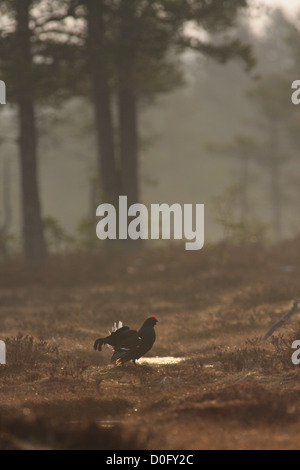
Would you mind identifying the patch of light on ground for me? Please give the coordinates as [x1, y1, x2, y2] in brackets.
[139, 356, 185, 365]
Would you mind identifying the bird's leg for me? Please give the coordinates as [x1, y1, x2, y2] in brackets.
[116, 358, 125, 367]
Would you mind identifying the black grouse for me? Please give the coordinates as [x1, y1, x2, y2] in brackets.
[94, 316, 158, 366]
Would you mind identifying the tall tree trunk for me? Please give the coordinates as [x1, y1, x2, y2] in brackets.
[270, 156, 282, 242]
[268, 122, 283, 242]
[240, 152, 249, 224]
[15, 0, 47, 270]
[119, 85, 139, 206]
[86, 0, 119, 206]
[118, 0, 139, 207]
[0, 157, 11, 262]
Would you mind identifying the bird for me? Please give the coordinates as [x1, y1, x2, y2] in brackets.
[93, 316, 158, 366]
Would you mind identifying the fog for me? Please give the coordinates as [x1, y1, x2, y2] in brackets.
[1, 5, 299, 253]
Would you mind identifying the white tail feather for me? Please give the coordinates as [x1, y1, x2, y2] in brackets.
[109, 321, 123, 335]
[106, 320, 123, 350]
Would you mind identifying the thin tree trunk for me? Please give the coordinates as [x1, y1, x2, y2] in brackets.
[86, 0, 119, 206]
[89, 176, 98, 219]
[118, 0, 139, 207]
[119, 86, 139, 206]
[240, 152, 249, 224]
[0, 157, 11, 262]
[15, 0, 47, 270]
[270, 156, 282, 241]
[268, 122, 282, 242]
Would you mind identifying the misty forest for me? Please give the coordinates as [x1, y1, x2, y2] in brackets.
[1, 0, 300, 451]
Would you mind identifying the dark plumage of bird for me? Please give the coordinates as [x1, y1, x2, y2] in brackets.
[94, 316, 158, 366]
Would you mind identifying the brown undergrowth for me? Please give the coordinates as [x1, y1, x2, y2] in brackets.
[1, 239, 300, 449]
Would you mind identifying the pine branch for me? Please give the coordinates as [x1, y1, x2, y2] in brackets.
[179, 36, 255, 71]
[263, 300, 299, 340]
[34, 2, 80, 30]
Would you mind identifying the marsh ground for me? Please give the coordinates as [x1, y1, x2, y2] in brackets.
[1, 240, 300, 449]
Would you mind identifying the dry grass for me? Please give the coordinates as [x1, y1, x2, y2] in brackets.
[1, 239, 300, 449]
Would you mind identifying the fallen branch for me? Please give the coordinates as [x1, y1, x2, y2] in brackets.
[263, 300, 299, 340]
